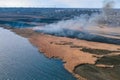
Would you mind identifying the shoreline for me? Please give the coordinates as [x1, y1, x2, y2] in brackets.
[11, 28, 120, 80]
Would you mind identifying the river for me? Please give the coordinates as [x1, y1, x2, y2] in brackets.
[0, 27, 76, 80]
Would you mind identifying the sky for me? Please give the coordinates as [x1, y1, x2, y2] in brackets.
[0, 0, 120, 8]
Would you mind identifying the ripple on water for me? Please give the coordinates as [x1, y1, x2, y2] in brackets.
[0, 27, 76, 80]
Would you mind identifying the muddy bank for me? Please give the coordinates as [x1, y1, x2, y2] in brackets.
[12, 28, 120, 80]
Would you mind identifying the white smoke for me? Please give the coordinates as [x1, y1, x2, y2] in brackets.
[34, 14, 90, 33]
[33, 0, 120, 39]
[94, 0, 116, 26]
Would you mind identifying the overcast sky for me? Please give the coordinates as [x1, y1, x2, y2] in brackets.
[0, 0, 120, 8]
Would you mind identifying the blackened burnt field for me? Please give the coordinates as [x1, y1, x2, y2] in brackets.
[37, 29, 120, 45]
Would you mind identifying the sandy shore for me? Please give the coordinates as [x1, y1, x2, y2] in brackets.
[12, 28, 120, 80]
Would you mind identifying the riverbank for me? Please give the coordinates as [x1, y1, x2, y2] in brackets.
[0, 27, 77, 80]
[12, 28, 120, 80]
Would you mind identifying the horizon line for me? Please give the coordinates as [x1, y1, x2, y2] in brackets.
[0, 7, 119, 9]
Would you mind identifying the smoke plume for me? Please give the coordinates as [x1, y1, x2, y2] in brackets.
[33, 0, 120, 44]
[93, 0, 120, 27]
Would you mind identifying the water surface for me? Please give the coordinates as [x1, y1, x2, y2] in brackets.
[0, 27, 76, 80]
